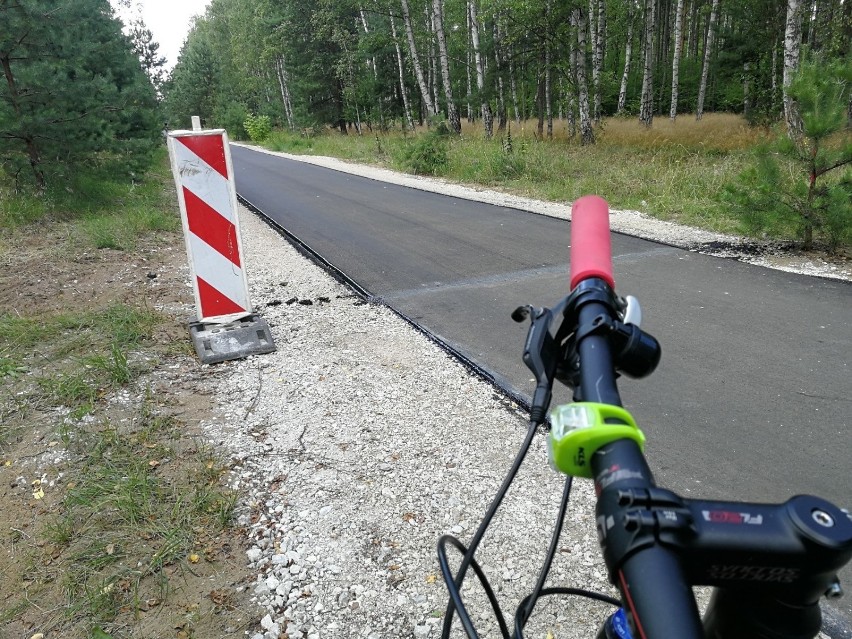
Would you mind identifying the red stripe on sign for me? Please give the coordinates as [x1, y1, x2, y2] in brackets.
[177, 135, 228, 179]
[197, 276, 246, 317]
[183, 187, 241, 268]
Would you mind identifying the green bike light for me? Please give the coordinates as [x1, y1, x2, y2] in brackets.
[547, 403, 646, 478]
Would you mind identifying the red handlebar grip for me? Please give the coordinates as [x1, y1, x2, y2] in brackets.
[569, 195, 615, 290]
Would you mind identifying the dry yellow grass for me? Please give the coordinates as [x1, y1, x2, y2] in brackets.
[457, 113, 772, 153]
[599, 113, 773, 151]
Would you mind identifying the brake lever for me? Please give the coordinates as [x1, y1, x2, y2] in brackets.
[513, 304, 561, 423]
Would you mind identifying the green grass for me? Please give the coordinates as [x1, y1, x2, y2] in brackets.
[0, 305, 159, 353]
[0, 154, 240, 638]
[0, 148, 180, 249]
[260, 114, 813, 241]
[1, 305, 160, 418]
[45, 401, 237, 633]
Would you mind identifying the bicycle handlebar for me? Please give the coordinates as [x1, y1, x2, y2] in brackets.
[567, 196, 703, 636]
[568, 197, 852, 639]
[440, 195, 851, 639]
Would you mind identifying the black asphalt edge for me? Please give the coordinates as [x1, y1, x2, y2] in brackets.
[237, 193, 532, 417]
[237, 194, 852, 638]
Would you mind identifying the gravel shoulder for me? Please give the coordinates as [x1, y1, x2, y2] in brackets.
[213, 207, 615, 639]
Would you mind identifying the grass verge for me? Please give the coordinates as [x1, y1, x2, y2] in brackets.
[0, 149, 180, 251]
[0, 151, 251, 638]
[262, 113, 850, 249]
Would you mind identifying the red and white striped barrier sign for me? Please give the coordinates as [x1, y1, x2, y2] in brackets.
[167, 129, 251, 322]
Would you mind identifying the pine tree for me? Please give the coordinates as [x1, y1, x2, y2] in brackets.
[726, 55, 851, 250]
[129, 18, 167, 97]
[0, 0, 160, 189]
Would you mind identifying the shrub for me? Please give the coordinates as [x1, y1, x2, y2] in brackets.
[214, 101, 249, 140]
[488, 153, 526, 182]
[400, 131, 449, 176]
[244, 114, 272, 143]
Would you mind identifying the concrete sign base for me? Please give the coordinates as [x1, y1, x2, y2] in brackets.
[189, 314, 276, 364]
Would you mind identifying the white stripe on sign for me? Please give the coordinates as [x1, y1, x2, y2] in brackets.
[188, 234, 249, 310]
[173, 141, 236, 225]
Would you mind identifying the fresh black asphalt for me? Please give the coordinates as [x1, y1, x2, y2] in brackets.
[231, 145, 852, 621]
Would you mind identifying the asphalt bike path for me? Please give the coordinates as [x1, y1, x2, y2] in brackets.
[231, 145, 852, 622]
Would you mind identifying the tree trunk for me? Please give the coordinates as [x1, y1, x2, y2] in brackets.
[743, 61, 751, 119]
[508, 41, 521, 125]
[783, 0, 804, 138]
[696, 0, 720, 120]
[772, 37, 779, 106]
[807, 0, 818, 49]
[568, 27, 578, 137]
[687, 0, 699, 60]
[400, 0, 437, 117]
[493, 20, 508, 131]
[670, 0, 685, 120]
[617, 1, 635, 115]
[545, 0, 553, 139]
[469, 0, 493, 137]
[357, 10, 383, 130]
[573, 8, 595, 145]
[390, 13, 415, 131]
[0, 52, 45, 189]
[466, 6, 474, 123]
[588, 0, 600, 123]
[429, 5, 440, 117]
[639, 0, 656, 127]
[433, 0, 461, 133]
[594, 0, 606, 122]
[275, 57, 295, 130]
[359, 8, 378, 80]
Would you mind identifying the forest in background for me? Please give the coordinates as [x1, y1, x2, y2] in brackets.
[0, 0, 849, 249]
[162, 0, 850, 141]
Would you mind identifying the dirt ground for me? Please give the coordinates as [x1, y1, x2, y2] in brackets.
[0, 227, 262, 639]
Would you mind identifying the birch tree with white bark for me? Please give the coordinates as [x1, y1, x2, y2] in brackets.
[389, 12, 415, 130]
[432, 0, 461, 133]
[468, 0, 493, 137]
[617, 0, 635, 115]
[400, 0, 437, 118]
[573, 6, 594, 144]
[783, 0, 804, 137]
